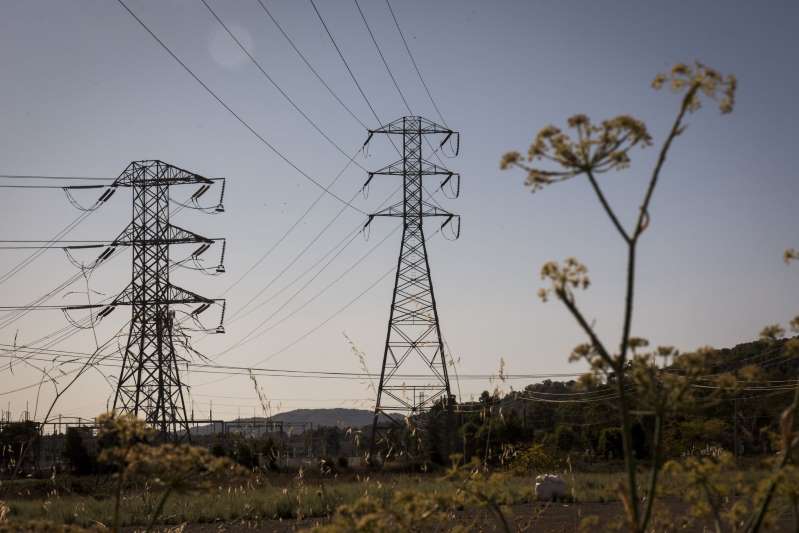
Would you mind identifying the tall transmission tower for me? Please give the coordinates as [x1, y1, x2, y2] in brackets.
[362, 116, 461, 461]
[99, 161, 226, 440]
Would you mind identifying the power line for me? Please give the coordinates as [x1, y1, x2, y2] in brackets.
[353, 0, 412, 114]
[199, 0, 446, 346]
[309, 0, 383, 126]
[0, 185, 86, 189]
[200, 0, 370, 175]
[200, 0, 385, 300]
[114, 0, 364, 214]
[217, 221, 400, 356]
[254, 0, 368, 130]
[384, 0, 448, 126]
[0, 175, 112, 181]
[0, 347, 585, 382]
[226, 181, 399, 324]
[0, 209, 191, 373]
[0, 210, 95, 288]
[353, 1, 453, 212]
[0, 240, 112, 243]
[193, 228, 439, 389]
[316, 0, 448, 214]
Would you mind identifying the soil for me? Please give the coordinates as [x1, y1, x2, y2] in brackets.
[142, 501, 797, 532]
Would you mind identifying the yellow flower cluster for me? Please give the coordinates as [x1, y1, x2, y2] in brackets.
[118, 443, 240, 489]
[537, 257, 590, 303]
[500, 112, 652, 192]
[95, 413, 243, 491]
[652, 62, 737, 114]
[96, 412, 152, 448]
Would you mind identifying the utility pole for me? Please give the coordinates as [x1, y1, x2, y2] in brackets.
[88, 161, 226, 441]
[362, 116, 461, 462]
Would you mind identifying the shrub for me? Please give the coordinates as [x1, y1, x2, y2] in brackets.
[510, 443, 560, 474]
[598, 428, 623, 460]
[62, 428, 96, 476]
[555, 425, 577, 452]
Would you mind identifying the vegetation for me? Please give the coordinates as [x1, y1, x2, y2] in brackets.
[499, 61, 799, 532]
[2, 61, 798, 533]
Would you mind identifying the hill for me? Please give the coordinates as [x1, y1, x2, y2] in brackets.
[270, 408, 374, 429]
[190, 408, 376, 436]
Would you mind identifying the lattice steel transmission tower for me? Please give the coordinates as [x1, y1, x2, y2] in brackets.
[100, 161, 226, 440]
[362, 116, 461, 460]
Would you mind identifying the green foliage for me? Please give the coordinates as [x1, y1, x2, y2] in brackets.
[310, 457, 518, 533]
[509, 443, 560, 474]
[501, 60, 741, 533]
[94, 412, 245, 533]
[0, 422, 40, 474]
[209, 435, 278, 470]
[663, 453, 753, 531]
[62, 428, 96, 477]
[307, 491, 450, 532]
[598, 428, 623, 460]
[555, 425, 577, 452]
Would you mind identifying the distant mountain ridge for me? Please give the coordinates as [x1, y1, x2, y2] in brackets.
[190, 408, 376, 436]
[270, 408, 374, 429]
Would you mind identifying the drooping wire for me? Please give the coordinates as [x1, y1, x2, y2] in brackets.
[313, 0, 449, 212]
[193, 228, 442, 388]
[384, 0, 448, 127]
[201, 0, 371, 176]
[254, 0, 368, 130]
[0, 175, 112, 181]
[115, 0, 365, 214]
[215, 221, 399, 357]
[353, 0, 412, 114]
[223, 147, 363, 297]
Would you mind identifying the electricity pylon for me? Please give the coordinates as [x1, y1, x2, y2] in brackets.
[362, 117, 461, 461]
[98, 161, 226, 440]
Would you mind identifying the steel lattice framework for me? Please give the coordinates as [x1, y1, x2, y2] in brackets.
[363, 117, 461, 460]
[105, 161, 225, 439]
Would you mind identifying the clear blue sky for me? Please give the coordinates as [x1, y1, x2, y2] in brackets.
[0, 0, 796, 420]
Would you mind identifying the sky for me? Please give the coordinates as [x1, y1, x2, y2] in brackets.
[0, 0, 797, 421]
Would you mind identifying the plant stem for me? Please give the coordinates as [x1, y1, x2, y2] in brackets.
[113, 471, 124, 533]
[615, 371, 640, 530]
[145, 485, 174, 533]
[614, 88, 695, 532]
[640, 410, 663, 530]
[634, 86, 695, 240]
[488, 500, 512, 533]
[748, 381, 799, 532]
[701, 483, 724, 533]
[619, 241, 637, 364]
[586, 169, 630, 243]
[558, 294, 613, 364]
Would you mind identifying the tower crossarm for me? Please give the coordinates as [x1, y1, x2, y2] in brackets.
[109, 282, 217, 307]
[362, 158, 457, 196]
[109, 221, 215, 246]
[111, 160, 216, 187]
[368, 158, 454, 178]
[368, 201, 455, 219]
[367, 116, 452, 136]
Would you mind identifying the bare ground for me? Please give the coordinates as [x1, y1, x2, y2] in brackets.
[143, 501, 797, 532]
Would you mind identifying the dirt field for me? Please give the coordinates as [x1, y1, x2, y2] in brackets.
[149, 501, 798, 532]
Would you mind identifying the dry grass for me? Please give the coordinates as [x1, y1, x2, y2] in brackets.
[0, 471, 626, 528]
[6, 467, 794, 530]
